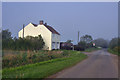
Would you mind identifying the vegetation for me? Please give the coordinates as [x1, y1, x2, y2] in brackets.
[2, 29, 12, 40]
[66, 40, 73, 43]
[108, 37, 120, 56]
[80, 35, 93, 43]
[2, 29, 45, 50]
[74, 35, 93, 51]
[2, 50, 87, 78]
[108, 48, 119, 56]
[74, 35, 109, 51]
[78, 41, 87, 49]
[60, 35, 96, 51]
[109, 38, 118, 49]
[3, 50, 70, 68]
[93, 38, 109, 48]
[84, 47, 100, 52]
[60, 40, 73, 50]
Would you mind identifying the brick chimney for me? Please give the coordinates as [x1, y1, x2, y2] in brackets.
[40, 20, 44, 25]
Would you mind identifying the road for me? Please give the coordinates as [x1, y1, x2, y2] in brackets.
[49, 49, 118, 78]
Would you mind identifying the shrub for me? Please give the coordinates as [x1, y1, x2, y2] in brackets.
[74, 45, 85, 51]
[2, 29, 45, 51]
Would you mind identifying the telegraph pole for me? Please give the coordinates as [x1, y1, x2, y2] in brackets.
[78, 31, 80, 44]
[23, 24, 25, 39]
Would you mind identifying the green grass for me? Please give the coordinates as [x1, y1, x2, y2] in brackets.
[108, 48, 120, 56]
[2, 50, 69, 68]
[2, 50, 87, 79]
[84, 48, 100, 52]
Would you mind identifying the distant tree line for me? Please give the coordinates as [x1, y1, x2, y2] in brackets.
[93, 38, 109, 48]
[2, 29, 45, 51]
[61, 35, 109, 51]
[62, 34, 120, 54]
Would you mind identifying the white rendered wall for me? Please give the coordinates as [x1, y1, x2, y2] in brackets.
[18, 23, 52, 50]
[52, 34, 60, 49]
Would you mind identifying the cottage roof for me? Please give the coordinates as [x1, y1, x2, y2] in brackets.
[31, 23, 38, 27]
[44, 24, 60, 35]
[31, 23, 60, 35]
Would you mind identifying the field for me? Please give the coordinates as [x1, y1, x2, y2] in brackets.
[2, 50, 87, 78]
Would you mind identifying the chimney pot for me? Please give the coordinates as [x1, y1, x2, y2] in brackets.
[44, 22, 47, 25]
[40, 20, 44, 25]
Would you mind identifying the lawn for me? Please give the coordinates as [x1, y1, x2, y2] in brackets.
[2, 50, 87, 79]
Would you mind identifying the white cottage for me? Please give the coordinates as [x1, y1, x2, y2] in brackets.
[18, 20, 60, 50]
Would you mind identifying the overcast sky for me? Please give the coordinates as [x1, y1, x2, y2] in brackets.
[2, 2, 118, 44]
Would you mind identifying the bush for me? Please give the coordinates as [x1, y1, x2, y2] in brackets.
[108, 37, 120, 56]
[2, 29, 45, 51]
[113, 46, 120, 55]
[74, 45, 85, 51]
[60, 46, 72, 50]
[109, 38, 118, 49]
[3, 35, 45, 51]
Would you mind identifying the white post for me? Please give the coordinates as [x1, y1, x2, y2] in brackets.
[73, 46, 74, 51]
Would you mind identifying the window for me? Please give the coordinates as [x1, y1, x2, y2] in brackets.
[57, 42, 59, 49]
[52, 42, 55, 49]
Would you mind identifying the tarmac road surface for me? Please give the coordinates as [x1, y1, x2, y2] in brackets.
[50, 49, 118, 78]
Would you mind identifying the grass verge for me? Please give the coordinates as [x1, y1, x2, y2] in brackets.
[84, 48, 100, 52]
[2, 50, 87, 79]
[108, 48, 119, 56]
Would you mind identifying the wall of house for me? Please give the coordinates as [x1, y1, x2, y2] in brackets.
[18, 23, 52, 50]
[52, 34, 60, 49]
